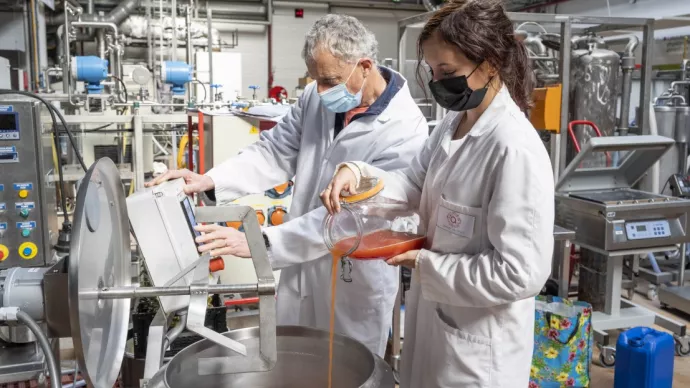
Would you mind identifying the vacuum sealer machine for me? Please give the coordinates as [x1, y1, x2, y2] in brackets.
[555, 135, 690, 363]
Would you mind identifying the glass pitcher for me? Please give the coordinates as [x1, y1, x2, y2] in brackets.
[322, 177, 426, 262]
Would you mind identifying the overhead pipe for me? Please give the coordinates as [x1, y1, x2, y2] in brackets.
[48, 0, 139, 26]
[603, 34, 639, 135]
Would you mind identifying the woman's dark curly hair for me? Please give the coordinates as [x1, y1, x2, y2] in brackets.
[417, 0, 534, 111]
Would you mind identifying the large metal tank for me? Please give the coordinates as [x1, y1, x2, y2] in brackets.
[569, 42, 620, 164]
[651, 103, 690, 193]
[147, 326, 395, 388]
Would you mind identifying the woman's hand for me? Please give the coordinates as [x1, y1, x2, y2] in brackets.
[145, 168, 215, 195]
[320, 166, 358, 214]
[194, 224, 251, 257]
[386, 250, 421, 269]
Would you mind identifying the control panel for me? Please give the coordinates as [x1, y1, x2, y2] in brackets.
[0, 99, 58, 269]
[127, 178, 201, 315]
[625, 220, 672, 240]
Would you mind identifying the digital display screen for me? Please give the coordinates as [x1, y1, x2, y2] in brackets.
[180, 197, 201, 243]
[636, 225, 647, 232]
[0, 113, 18, 132]
[0, 153, 17, 160]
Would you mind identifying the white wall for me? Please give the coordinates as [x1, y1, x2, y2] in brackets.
[220, 29, 268, 96]
[271, 3, 328, 93]
[268, 4, 422, 94]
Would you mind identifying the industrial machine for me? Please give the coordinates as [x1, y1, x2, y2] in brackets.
[0, 157, 394, 387]
[0, 97, 58, 269]
[555, 135, 690, 364]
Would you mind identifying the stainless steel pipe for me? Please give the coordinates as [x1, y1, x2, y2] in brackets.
[81, 283, 260, 299]
[603, 35, 639, 135]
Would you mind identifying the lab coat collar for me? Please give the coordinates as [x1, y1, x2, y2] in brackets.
[466, 85, 511, 138]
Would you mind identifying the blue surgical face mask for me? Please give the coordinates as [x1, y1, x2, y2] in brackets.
[318, 61, 366, 113]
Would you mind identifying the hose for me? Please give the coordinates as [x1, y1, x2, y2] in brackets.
[15, 310, 61, 388]
[647, 253, 662, 274]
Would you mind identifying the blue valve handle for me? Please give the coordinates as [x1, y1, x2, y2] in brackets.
[249, 85, 260, 90]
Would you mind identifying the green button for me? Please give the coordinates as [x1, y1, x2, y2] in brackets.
[19, 209, 29, 218]
[21, 229, 31, 238]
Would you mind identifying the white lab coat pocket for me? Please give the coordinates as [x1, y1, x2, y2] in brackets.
[431, 196, 483, 254]
[427, 308, 492, 388]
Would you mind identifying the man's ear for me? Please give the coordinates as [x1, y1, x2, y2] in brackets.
[359, 58, 375, 77]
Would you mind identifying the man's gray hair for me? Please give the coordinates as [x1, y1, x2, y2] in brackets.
[302, 14, 379, 64]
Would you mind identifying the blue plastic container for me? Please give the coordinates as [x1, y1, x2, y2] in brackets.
[614, 327, 674, 388]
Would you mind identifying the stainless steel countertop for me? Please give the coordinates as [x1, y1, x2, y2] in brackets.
[554, 225, 576, 241]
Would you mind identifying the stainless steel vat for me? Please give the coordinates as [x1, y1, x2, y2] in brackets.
[569, 43, 620, 163]
[147, 326, 395, 388]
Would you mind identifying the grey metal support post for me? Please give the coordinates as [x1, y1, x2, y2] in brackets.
[185, 6, 194, 102]
[133, 110, 145, 190]
[558, 17, 572, 174]
[391, 269, 402, 373]
[171, 0, 177, 61]
[146, 0, 153, 70]
[679, 243, 687, 287]
[559, 240, 571, 298]
[207, 8, 213, 103]
[604, 256, 624, 316]
[639, 21, 655, 134]
[143, 310, 168, 379]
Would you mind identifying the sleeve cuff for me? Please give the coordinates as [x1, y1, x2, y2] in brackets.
[334, 162, 362, 188]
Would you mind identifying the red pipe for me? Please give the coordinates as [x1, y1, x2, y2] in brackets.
[225, 297, 260, 306]
[567, 120, 611, 165]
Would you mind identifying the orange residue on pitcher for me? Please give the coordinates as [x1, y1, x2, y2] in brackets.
[328, 252, 340, 388]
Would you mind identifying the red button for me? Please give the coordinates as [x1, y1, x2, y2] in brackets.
[0, 251, 4, 260]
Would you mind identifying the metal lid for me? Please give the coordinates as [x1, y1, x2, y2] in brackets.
[69, 158, 131, 388]
[556, 135, 675, 192]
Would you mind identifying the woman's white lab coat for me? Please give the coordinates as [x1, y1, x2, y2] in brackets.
[348, 86, 555, 387]
[205, 76, 429, 356]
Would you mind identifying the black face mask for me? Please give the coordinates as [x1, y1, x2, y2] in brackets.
[428, 65, 491, 112]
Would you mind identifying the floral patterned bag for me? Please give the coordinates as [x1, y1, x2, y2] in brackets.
[530, 296, 593, 388]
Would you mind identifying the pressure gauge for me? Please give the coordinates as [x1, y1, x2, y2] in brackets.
[130, 65, 152, 86]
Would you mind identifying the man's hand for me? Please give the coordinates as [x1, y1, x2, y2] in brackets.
[194, 224, 251, 258]
[145, 169, 215, 195]
[385, 250, 420, 269]
[320, 166, 358, 214]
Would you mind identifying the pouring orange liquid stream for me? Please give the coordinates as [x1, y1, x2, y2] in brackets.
[327, 229, 426, 388]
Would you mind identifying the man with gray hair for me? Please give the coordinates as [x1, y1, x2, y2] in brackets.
[147, 14, 428, 356]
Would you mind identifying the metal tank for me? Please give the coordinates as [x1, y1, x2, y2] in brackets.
[147, 326, 395, 388]
[568, 39, 620, 164]
[644, 92, 690, 193]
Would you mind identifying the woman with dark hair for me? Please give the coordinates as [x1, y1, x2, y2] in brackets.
[321, 0, 554, 386]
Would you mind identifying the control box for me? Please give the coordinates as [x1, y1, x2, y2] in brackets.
[0, 98, 58, 269]
[669, 174, 690, 198]
[126, 178, 201, 315]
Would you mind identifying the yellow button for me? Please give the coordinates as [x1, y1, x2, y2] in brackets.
[18, 242, 37, 260]
[0, 245, 8, 261]
[18, 189, 29, 199]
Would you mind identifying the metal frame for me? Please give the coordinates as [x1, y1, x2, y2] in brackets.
[55, 113, 189, 190]
[397, 12, 655, 179]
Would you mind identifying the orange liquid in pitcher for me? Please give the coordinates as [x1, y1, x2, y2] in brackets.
[332, 230, 426, 260]
[328, 253, 339, 388]
[327, 230, 425, 388]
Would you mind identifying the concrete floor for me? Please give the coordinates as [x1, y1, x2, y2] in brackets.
[589, 291, 690, 388]
[57, 289, 690, 388]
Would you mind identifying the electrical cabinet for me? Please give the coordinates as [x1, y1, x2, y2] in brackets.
[0, 97, 58, 268]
